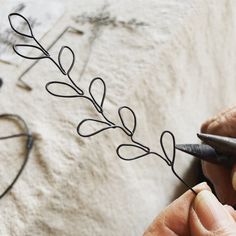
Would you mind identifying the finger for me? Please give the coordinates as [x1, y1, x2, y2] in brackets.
[143, 182, 210, 236]
[202, 161, 236, 205]
[190, 190, 236, 235]
[232, 164, 236, 191]
[202, 163, 236, 206]
[201, 106, 236, 136]
[201, 106, 236, 204]
[224, 205, 236, 221]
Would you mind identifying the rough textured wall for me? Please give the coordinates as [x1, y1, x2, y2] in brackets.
[0, 0, 236, 235]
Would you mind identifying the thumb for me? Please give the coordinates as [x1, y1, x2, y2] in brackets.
[190, 190, 236, 235]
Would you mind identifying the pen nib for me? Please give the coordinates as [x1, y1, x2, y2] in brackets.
[175, 144, 197, 155]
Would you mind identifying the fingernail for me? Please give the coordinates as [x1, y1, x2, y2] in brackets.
[224, 204, 235, 215]
[193, 190, 234, 231]
[201, 161, 209, 179]
[232, 167, 236, 191]
[194, 181, 207, 189]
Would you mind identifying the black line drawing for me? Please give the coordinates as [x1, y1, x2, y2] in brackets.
[8, 12, 196, 194]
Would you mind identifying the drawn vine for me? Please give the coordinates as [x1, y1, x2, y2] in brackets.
[8, 13, 196, 194]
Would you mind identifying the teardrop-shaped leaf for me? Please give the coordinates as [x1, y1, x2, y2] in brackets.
[13, 44, 48, 60]
[77, 119, 113, 137]
[8, 13, 34, 38]
[116, 144, 150, 161]
[118, 106, 137, 136]
[46, 81, 82, 98]
[58, 46, 75, 75]
[57, 46, 84, 95]
[89, 77, 106, 113]
[160, 131, 176, 164]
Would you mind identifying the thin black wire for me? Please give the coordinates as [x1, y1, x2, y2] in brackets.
[12, 15, 83, 91]
[0, 114, 33, 199]
[8, 13, 196, 195]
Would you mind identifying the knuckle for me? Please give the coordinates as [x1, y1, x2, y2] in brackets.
[201, 106, 236, 136]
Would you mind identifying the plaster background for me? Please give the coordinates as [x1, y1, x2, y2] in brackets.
[0, 0, 236, 235]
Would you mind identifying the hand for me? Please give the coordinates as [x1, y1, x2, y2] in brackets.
[201, 106, 236, 205]
[144, 183, 236, 236]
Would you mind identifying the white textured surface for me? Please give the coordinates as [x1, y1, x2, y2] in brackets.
[1, 0, 236, 235]
[0, 0, 64, 63]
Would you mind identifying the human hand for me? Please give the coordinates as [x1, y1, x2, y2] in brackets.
[201, 106, 236, 205]
[144, 182, 236, 235]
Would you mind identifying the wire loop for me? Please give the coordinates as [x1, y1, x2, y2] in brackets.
[9, 13, 196, 195]
[0, 114, 33, 199]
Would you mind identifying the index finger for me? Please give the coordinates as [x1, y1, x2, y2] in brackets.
[201, 106, 236, 204]
[144, 182, 211, 236]
[201, 106, 236, 136]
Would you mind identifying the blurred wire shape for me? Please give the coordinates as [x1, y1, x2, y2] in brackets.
[0, 113, 33, 199]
